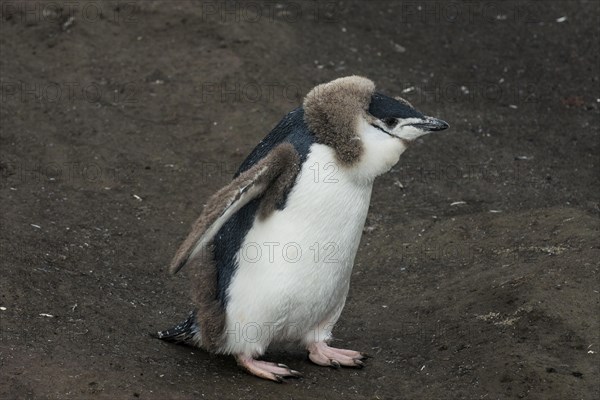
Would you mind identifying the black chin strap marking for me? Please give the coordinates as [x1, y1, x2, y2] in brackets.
[370, 123, 394, 138]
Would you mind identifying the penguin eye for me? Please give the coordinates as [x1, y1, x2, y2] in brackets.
[383, 118, 397, 128]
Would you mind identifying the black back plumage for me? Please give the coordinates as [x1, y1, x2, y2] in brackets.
[213, 108, 315, 305]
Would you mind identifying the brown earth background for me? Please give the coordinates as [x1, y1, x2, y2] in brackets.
[1, 1, 599, 399]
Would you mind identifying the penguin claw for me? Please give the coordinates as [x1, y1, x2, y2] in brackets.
[330, 359, 341, 369]
[290, 369, 303, 377]
[354, 359, 365, 368]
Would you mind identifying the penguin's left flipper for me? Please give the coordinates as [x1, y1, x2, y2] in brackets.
[170, 142, 301, 274]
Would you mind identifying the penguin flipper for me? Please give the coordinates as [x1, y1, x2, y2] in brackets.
[169, 143, 300, 274]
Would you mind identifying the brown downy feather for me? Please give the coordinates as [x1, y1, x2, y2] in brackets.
[303, 76, 375, 165]
[169, 143, 300, 275]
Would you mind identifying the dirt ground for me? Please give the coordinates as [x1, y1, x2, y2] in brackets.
[1, 1, 599, 399]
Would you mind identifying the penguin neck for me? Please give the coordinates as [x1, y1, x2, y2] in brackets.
[345, 119, 407, 184]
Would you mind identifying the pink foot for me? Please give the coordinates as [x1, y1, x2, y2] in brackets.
[307, 341, 368, 368]
[235, 355, 302, 382]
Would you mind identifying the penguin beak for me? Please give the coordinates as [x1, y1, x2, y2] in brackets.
[392, 116, 450, 142]
[406, 116, 449, 132]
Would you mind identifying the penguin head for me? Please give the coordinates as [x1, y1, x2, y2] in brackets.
[303, 76, 449, 176]
[367, 93, 449, 142]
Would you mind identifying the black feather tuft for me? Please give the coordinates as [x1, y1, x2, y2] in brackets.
[151, 311, 200, 345]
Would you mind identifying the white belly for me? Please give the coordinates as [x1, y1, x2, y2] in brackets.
[222, 144, 373, 355]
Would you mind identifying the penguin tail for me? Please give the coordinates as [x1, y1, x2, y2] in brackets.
[151, 310, 201, 346]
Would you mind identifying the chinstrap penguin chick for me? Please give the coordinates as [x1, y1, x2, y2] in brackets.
[154, 76, 449, 382]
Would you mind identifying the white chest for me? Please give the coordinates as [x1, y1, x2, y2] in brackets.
[224, 144, 373, 347]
